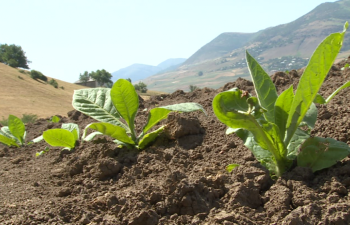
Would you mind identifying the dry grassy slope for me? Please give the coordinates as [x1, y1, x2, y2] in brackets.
[0, 63, 87, 119]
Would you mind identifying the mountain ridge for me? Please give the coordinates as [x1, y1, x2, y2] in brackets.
[142, 0, 350, 93]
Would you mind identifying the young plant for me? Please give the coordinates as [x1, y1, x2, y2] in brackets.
[0, 115, 26, 147]
[42, 123, 80, 151]
[49, 115, 61, 123]
[73, 79, 206, 149]
[213, 22, 350, 177]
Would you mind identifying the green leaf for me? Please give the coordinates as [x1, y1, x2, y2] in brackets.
[325, 80, 350, 103]
[83, 131, 103, 141]
[159, 102, 207, 116]
[0, 127, 15, 139]
[300, 103, 318, 130]
[43, 129, 76, 149]
[287, 128, 310, 160]
[138, 126, 165, 149]
[246, 51, 278, 122]
[111, 79, 139, 137]
[226, 164, 240, 172]
[314, 93, 326, 104]
[50, 115, 60, 123]
[0, 134, 19, 147]
[297, 137, 350, 172]
[8, 115, 25, 145]
[72, 88, 128, 131]
[61, 123, 79, 140]
[235, 129, 277, 175]
[143, 108, 171, 134]
[85, 122, 135, 145]
[285, 25, 347, 145]
[274, 85, 294, 141]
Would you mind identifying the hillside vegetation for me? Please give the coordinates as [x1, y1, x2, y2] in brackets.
[142, 0, 350, 93]
[0, 63, 88, 119]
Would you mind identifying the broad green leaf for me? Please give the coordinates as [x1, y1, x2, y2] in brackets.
[246, 51, 278, 122]
[213, 89, 285, 174]
[138, 126, 165, 149]
[8, 115, 25, 145]
[83, 131, 103, 141]
[0, 127, 15, 139]
[226, 164, 240, 172]
[43, 129, 76, 149]
[325, 80, 350, 103]
[300, 103, 318, 130]
[143, 108, 171, 134]
[297, 137, 350, 172]
[260, 120, 287, 159]
[314, 93, 326, 104]
[50, 115, 60, 123]
[287, 128, 309, 160]
[235, 129, 277, 175]
[72, 88, 128, 131]
[275, 85, 294, 141]
[86, 122, 135, 145]
[285, 24, 348, 145]
[0, 134, 19, 147]
[61, 123, 79, 140]
[159, 102, 207, 116]
[111, 79, 139, 136]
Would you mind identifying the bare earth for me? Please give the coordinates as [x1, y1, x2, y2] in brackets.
[1, 57, 350, 224]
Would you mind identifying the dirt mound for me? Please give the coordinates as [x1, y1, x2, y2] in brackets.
[1, 56, 350, 224]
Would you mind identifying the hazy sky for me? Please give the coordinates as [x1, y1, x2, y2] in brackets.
[1, 0, 338, 83]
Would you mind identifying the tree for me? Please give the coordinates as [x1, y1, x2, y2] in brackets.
[30, 70, 47, 82]
[89, 69, 113, 87]
[198, 71, 203, 76]
[126, 78, 132, 83]
[79, 71, 90, 85]
[0, 44, 30, 69]
[134, 81, 147, 93]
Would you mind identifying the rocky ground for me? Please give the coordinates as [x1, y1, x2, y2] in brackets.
[1, 56, 350, 224]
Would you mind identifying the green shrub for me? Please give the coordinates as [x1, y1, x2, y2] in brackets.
[21, 114, 38, 124]
[0, 117, 8, 126]
[30, 70, 47, 82]
[48, 79, 58, 88]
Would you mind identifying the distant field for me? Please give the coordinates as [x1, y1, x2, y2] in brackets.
[0, 64, 89, 119]
[0, 64, 166, 119]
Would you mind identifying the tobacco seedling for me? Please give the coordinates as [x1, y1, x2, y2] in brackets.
[42, 123, 80, 151]
[49, 115, 60, 123]
[73, 79, 206, 149]
[0, 115, 26, 147]
[213, 22, 350, 177]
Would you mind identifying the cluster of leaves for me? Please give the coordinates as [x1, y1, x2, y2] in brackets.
[0, 44, 30, 69]
[134, 81, 148, 93]
[79, 69, 113, 87]
[30, 70, 47, 82]
[73, 79, 206, 149]
[213, 22, 350, 177]
[0, 115, 26, 147]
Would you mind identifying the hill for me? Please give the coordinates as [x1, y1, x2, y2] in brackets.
[0, 63, 88, 119]
[142, 0, 350, 93]
[111, 58, 186, 83]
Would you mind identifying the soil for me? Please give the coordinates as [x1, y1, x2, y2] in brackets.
[1, 57, 350, 225]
